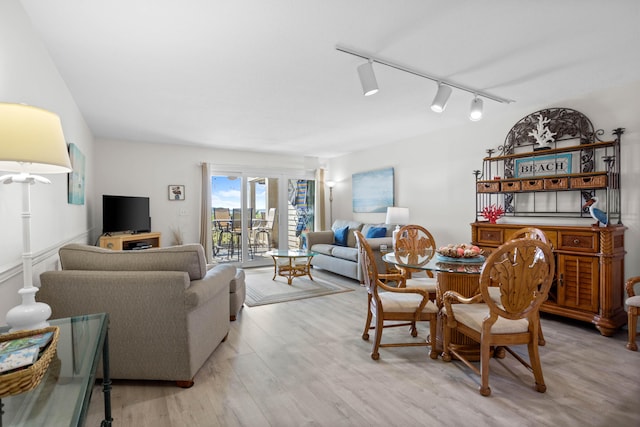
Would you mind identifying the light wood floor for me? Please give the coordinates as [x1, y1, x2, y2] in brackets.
[86, 268, 639, 427]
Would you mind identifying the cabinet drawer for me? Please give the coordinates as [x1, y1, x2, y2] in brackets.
[569, 174, 607, 189]
[476, 227, 504, 246]
[500, 181, 521, 192]
[521, 179, 543, 191]
[504, 228, 558, 249]
[557, 231, 598, 253]
[477, 181, 500, 193]
[544, 177, 568, 190]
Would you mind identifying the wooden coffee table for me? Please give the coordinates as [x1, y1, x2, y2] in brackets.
[266, 250, 316, 285]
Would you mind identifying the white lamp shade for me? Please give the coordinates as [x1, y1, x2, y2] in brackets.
[430, 83, 452, 113]
[0, 103, 72, 174]
[470, 97, 483, 121]
[326, 180, 336, 188]
[385, 207, 410, 225]
[357, 61, 379, 96]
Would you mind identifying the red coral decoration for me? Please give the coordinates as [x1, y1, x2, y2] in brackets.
[481, 204, 505, 224]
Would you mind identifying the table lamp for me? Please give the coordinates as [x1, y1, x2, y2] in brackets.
[385, 207, 410, 249]
[0, 103, 72, 331]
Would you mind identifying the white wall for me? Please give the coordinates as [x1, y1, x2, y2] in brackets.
[0, 1, 94, 324]
[328, 80, 640, 279]
[92, 139, 312, 245]
[2, 0, 638, 328]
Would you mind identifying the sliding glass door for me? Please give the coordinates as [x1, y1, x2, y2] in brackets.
[211, 168, 315, 267]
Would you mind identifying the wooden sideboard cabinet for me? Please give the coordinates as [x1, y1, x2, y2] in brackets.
[471, 222, 626, 336]
[99, 232, 161, 251]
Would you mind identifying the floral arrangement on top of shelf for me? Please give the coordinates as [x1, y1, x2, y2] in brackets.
[481, 204, 504, 224]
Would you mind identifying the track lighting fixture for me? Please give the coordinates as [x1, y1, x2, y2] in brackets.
[336, 45, 514, 120]
[430, 83, 452, 113]
[469, 96, 483, 121]
[357, 59, 378, 96]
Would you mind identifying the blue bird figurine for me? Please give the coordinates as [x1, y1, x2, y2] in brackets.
[583, 196, 607, 226]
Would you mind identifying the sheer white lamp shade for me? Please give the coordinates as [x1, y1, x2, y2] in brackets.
[385, 207, 410, 225]
[430, 83, 452, 113]
[357, 60, 379, 96]
[469, 96, 483, 121]
[1, 103, 71, 331]
[0, 103, 72, 174]
[385, 207, 410, 249]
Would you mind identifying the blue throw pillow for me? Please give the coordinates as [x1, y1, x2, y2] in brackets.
[334, 226, 349, 246]
[366, 227, 387, 238]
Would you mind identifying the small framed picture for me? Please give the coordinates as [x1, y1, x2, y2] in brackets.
[169, 185, 185, 201]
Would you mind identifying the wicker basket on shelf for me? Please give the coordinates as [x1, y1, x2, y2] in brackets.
[0, 325, 60, 398]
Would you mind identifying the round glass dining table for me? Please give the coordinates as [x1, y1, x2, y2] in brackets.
[382, 252, 487, 359]
[382, 252, 485, 303]
[382, 253, 484, 274]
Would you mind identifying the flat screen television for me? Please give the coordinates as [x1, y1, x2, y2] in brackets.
[102, 195, 151, 234]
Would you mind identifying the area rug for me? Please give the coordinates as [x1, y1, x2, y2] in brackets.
[243, 267, 355, 307]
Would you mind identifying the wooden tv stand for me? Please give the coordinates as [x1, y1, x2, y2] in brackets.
[99, 232, 161, 251]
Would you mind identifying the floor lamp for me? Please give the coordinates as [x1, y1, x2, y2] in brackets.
[327, 181, 336, 227]
[0, 103, 72, 332]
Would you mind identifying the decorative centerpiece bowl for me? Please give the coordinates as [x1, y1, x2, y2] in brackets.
[436, 243, 484, 262]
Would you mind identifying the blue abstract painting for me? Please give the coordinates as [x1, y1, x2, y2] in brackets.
[352, 167, 394, 213]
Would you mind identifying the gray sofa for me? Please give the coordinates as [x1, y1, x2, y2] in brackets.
[305, 220, 394, 282]
[38, 243, 235, 387]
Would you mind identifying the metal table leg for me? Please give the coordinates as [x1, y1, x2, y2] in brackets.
[100, 330, 113, 427]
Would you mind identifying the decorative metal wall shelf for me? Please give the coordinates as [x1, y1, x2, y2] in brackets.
[474, 108, 623, 222]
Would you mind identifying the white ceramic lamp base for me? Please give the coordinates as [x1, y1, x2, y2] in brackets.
[6, 286, 51, 332]
[392, 225, 401, 249]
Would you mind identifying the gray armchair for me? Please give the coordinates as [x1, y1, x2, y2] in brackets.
[38, 243, 235, 387]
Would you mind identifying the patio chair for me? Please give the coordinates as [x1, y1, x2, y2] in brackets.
[253, 208, 276, 251]
[213, 208, 234, 258]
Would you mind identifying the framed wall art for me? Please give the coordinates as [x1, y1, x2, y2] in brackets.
[352, 167, 394, 213]
[169, 185, 185, 201]
[515, 153, 572, 178]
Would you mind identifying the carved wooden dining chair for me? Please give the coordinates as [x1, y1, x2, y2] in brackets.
[510, 227, 551, 346]
[355, 230, 439, 360]
[441, 237, 555, 396]
[625, 276, 640, 351]
[394, 225, 438, 301]
[511, 227, 549, 243]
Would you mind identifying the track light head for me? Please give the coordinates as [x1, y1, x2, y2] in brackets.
[469, 96, 483, 121]
[430, 83, 452, 113]
[357, 60, 379, 96]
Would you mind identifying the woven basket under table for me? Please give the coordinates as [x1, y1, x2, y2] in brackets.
[0, 326, 60, 398]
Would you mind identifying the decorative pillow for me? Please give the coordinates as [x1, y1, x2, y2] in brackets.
[334, 225, 349, 246]
[365, 226, 387, 238]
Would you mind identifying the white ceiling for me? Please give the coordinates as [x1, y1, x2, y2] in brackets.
[20, 0, 640, 158]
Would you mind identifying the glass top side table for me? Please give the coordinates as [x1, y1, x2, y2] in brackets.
[0, 313, 111, 427]
[265, 250, 316, 285]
